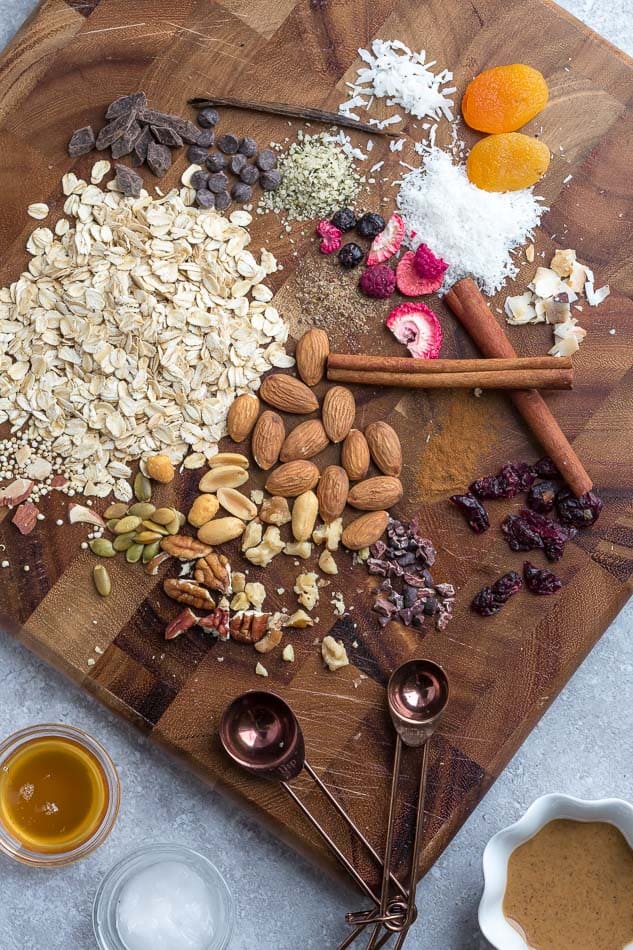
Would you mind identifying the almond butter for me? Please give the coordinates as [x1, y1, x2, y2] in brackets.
[280, 419, 329, 462]
[198, 465, 249, 492]
[265, 460, 320, 497]
[197, 517, 245, 545]
[260, 374, 319, 414]
[347, 476, 403, 511]
[291, 490, 319, 542]
[227, 393, 260, 442]
[217, 487, 258, 521]
[317, 465, 349, 523]
[295, 328, 330, 386]
[365, 422, 403, 476]
[341, 429, 370, 481]
[251, 410, 285, 470]
[342, 510, 389, 550]
[322, 386, 355, 443]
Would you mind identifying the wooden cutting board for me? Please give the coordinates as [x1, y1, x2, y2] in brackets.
[1, 0, 632, 897]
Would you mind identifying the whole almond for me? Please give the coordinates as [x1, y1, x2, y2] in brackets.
[199, 465, 248, 492]
[280, 419, 329, 462]
[342, 511, 389, 550]
[265, 460, 320, 497]
[347, 476, 403, 511]
[227, 393, 259, 442]
[260, 374, 319, 414]
[295, 328, 330, 386]
[341, 429, 370, 481]
[317, 465, 349, 523]
[217, 487, 258, 521]
[251, 410, 285, 470]
[322, 386, 355, 443]
[197, 517, 245, 545]
[365, 422, 402, 476]
[291, 490, 319, 542]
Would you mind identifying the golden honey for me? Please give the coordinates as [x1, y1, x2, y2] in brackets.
[0, 734, 109, 853]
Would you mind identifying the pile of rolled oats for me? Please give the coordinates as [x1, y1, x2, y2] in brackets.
[0, 164, 291, 500]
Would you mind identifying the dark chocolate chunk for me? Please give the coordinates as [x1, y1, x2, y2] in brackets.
[151, 125, 183, 148]
[96, 110, 137, 150]
[206, 152, 226, 172]
[230, 154, 247, 175]
[132, 126, 152, 166]
[217, 134, 239, 155]
[197, 107, 220, 129]
[177, 119, 203, 144]
[190, 169, 209, 190]
[239, 164, 259, 185]
[115, 164, 143, 198]
[214, 191, 231, 211]
[231, 182, 252, 203]
[111, 120, 142, 158]
[187, 145, 209, 164]
[138, 111, 199, 143]
[207, 172, 229, 194]
[238, 136, 258, 157]
[196, 129, 215, 148]
[259, 169, 282, 191]
[105, 92, 147, 119]
[195, 188, 216, 209]
[256, 148, 277, 171]
[146, 141, 172, 178]
[68, 126, 95, 157]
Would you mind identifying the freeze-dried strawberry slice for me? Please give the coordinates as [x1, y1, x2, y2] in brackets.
[366, 213, 405, 265]
[396, 252, 443, 296]
[386, 302, 443, 359]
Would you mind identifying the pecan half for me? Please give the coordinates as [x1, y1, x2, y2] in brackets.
[163, 578, 216, 609]
[160, 535, 212, 560]
[194, 552, 231, 593]
[164, 607, 199, 640]
[199, 607, 230, 640]
[229, 611, 270, 644]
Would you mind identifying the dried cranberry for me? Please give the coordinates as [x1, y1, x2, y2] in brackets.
[523, 561, 562, 595]
[472, 571, 522, 616]
[503, 508, 576, 561]
[450, 493, 490, 533]
[471, 461, 535, 499]
[501, 514, 544, 552]
[532, 457, 560, 479]
[469, 475, 503, 499]
[527, 480, 558, 513]
[555, 488, 604, 528]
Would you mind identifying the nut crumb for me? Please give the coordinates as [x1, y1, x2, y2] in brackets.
[255, 661, 268, 677]
[282, 644, 295, 662]
[321, 636, 349, 672]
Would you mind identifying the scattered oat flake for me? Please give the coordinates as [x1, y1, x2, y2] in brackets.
[27, 203, 49, 220]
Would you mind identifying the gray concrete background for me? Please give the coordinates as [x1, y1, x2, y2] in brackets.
[0, 2, 632, 948]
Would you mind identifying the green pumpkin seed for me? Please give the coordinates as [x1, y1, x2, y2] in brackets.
[89, 538, 116, 558]
[152, 507, 177, 525]
[114, 515, 142, 534]
[134, 472, 152, 502]
[113, 532, 136, 552]
[103, 502, 129, 520]
[142, 540, 162, 563]
[129, 502, 156, 519]
[106, 518, 121, 532]
[141, 519, 168, 535]
[125, 542, 144, 563]
[177, 511, 186, 528]
[134, 530, 162, 544]
[165, 515, 180, 535]
[93, 564, 111, 597]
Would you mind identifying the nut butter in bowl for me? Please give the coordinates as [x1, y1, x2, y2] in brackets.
[479, 794, 633, 950]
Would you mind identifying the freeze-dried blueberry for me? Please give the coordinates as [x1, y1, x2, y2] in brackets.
[338, 242, 364, 268]
[260, 169, 282, 191]
[187, 144, 209, 164]
[214, 191, 231, 211]
[197, 107, 219, 128]
[190, 170, 209, 190]
[196, 129, 215, 148]
[195, 188, 215, 209]
[238, 137, 258, 157]
[230, 154, 248, 175]
[239, 164, 259, 185]
[256, 149, 277, 171]
[68, 126, 96, 157]
[356, 212, 385, 238]
[217, 134, 239, 154]
[146, 141, 172, 178]
[207, 172, 229, 194]
[331, 208, 356, 231]
[231, 182, 252, 204]
[206, 152, 226, 172]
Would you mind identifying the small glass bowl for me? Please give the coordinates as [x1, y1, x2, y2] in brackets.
[0, 723, 120, 868]
[93, 842, 235, 950]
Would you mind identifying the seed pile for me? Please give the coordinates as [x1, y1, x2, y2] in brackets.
[0, 165, 289, 499]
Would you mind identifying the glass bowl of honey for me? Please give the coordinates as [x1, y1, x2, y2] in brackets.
[0, 723, 120, 867]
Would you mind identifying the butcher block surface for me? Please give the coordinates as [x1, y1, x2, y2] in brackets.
[1, 0, 632, 892]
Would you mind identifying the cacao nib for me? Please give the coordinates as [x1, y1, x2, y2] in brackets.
[555, 488, 604, 528]
[450, 492, 490, 533]
[472, 571, 522, 616]
[527, 480, 558, 513]
[523, 561, 562, 595]
[532, 457, 560, 479]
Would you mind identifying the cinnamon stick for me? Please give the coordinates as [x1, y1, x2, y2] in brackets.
[328, 354, 572, 375]
[327, 368, 573, 390]
[444, 277, 592, 497]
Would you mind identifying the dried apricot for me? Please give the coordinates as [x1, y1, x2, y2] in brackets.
[466, 133, 550, 192]
[462, 64, 548, 133]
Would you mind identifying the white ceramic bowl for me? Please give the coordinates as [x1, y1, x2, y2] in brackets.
[479, 793, 633, 950]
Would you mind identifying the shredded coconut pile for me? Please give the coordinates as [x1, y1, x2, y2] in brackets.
[397, 148, 546, 295]
[339, 39, 455, 130]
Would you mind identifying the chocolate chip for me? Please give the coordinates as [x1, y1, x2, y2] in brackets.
[238, 137, 258, 157]
[214, 191, 231, 211]
[196, 129, 215, 148]
[68, 126, 95, 157]
[206, 152, 226, 172]
[197, 107, 219, 128]
[151, 125, 183, 148]
[146, 141, 172, 178]
[217, 134, 239, 154]
[96, 111, 137, 150]
[239, 164, 259, 185]
[195, 188, 216, 209]
[207, 172, 229, 194]
[187, 145, 209, 164]
[132, 126, 152, 166]
[256, 148, 277, 171]
[231, 182, 252, 203]
[190, 170, 209, 190]
[115, 164, 143, 197]
[260, 169, 282, 191]
[230, 154, 247, 175]
[105, 92, 147, 119]
[111, 120, 142, 158]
